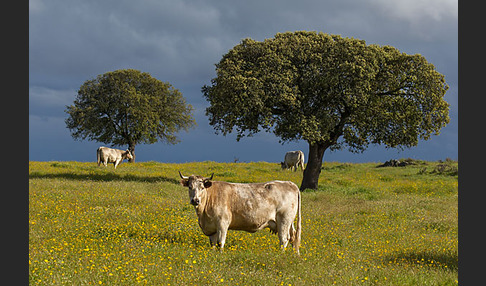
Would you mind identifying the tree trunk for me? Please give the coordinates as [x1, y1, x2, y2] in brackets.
[128, 144, 136, 163]
[300, 141, 328, 191]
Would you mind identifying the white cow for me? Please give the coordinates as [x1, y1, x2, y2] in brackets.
[280, 151, 305, 171]
[97, 146, 133, 169]
[179, 172, 302, 254]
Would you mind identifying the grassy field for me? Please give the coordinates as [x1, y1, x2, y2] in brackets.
[29, 160, 458, 285]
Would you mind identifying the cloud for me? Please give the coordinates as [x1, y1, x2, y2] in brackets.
[368, 0, 458, 41]
[29, 86, 74, 107]
[29, 0, 45, 14]
[29, 0, 229, 88]
[29, 86, 76, 117]
[371, 0, 457, 22]
[29, 0, 458, 87]
[29, 0, 458, 163]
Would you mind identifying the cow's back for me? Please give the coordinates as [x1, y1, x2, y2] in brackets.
[98, 147, 109, 161]
[98, 147, 120, 163]
[209, 180, 298, 206]
[205, 181, 299, 232]
[284, 151, 299, 164]
[98, 147, 108, 163]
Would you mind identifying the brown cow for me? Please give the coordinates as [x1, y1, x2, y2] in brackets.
[179, 172, 301, 254]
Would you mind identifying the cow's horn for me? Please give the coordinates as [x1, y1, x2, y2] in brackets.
[207, 173, 214, 180]
[179, 171, 189, 180]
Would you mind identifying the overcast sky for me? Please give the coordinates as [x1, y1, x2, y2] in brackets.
[29, 0, 458, 163]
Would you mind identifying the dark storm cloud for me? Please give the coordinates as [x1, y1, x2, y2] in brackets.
[29, 0, 458, 162]
[29, 0, 457, 85]
[29, 0, 228, 87]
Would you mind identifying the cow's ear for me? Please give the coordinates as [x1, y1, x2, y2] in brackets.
[180, 179, 189, 187]
[203, 180, 212, 188]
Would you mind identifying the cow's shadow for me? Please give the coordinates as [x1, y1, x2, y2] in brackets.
[29, 172, 179, 184]
[382, 251, 457, 271]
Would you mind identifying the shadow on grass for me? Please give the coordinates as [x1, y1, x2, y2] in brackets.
[29, 171, 180, 185]
[92, 227, 205, 247]
[383, 251, 458, 271]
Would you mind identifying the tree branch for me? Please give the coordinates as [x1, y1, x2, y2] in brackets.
[105, 112, 123, 138]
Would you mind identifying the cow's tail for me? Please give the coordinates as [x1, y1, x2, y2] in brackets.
[295, 189, 302, 255]
[299, 152, 305, 171]
[97, 147, 101, 166]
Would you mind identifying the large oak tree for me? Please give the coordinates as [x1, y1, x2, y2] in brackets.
[65, 69, 196, 161]
[202, 31, 449, 190]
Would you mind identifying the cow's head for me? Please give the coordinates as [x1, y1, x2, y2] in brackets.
[179, 171, 214, 206]
[125, 150, 134, 160]
[280, 162, 286, 170]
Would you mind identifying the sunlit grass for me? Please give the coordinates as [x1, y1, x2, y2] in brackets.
[29, 160, 457, 285]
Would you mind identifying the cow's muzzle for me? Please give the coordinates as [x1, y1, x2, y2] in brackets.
[190, 198, 200, 206]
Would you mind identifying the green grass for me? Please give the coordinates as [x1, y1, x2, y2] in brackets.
[29, 160, 458, 285]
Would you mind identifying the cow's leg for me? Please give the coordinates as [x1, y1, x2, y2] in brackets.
[268, 221, 277, 234]
[215, 221, 229, 251]
[276, 215, 292, 251]
[103, 161, 108, 167]
[209, 234, 218, 249]
[288, 223, 297, 249]
[114, 159, 120, 169]
[217, 228, 228, 250]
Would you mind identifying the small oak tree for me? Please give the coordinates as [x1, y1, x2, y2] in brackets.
[202, 31, 449, 190]
[65, 69, 196, 161]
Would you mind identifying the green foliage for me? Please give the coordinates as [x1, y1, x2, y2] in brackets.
[203, 31, 450, 190]
[30, 161, 457, 285]
[203, 31, 450, 150]
[65, 69, 196, 149]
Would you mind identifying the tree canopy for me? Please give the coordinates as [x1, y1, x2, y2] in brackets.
[65, 69, 196, 161]
[202, 31, 449, 190]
